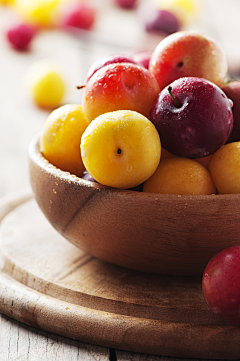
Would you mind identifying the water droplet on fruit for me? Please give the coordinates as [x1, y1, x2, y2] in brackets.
[53, 189, 57, 194]
[127, 164, 133, 172]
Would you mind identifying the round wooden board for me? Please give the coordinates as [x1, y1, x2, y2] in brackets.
[0, 192, 240, 359]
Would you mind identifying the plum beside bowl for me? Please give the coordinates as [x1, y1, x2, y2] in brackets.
[28, 134, 240, 276]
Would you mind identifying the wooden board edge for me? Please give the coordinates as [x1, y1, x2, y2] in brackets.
[0, 187, 33, 222]
[0, 270, 240, 360]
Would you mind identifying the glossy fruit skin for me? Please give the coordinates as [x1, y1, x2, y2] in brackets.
[82, 63, 160, 123]
[222, 81, 240, 143]
[62, 1, 95, 30]
[6, 23, 35, 51]
[145, 9, 180, 35]
[85, 54, 137, 82]
[143, 157, 216, 195]
[41, 104, 88, 177]
[80, 110, 161, 189]
[208, 142, 240, 194]
[150, 77, 233, 159]
[82, 170, 143, 191]
[202, 246, 240, 326]
[149, 30, 228, 91]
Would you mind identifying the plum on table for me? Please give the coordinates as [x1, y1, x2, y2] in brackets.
[202, 245, 240, 326]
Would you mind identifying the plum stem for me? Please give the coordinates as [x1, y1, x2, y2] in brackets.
[168, 86, 181, 108]
[76, 85, 86, 90]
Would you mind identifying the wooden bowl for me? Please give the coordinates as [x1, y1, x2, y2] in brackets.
[28, 134, 240, 276]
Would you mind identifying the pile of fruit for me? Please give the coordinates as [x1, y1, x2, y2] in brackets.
[40, 29, 240, 327]
[41, 30, 240, 196]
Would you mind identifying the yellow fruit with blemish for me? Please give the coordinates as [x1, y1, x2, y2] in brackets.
[80, 110, 161, 189]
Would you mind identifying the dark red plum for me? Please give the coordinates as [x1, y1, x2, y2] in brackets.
[145, 9, 180, 35]
[150, 77, 233, 159]
[85, 54, 137, 82]
[222, 81, 240, 142]
[202, 246, 240, 326]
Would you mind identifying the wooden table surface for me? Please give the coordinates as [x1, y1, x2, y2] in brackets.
[1, 1, 240, 360]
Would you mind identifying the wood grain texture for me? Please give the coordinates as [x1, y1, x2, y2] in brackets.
[29, 134, 240, 277]
[0, 313, 109, 361]
[0, 195, 240, 359]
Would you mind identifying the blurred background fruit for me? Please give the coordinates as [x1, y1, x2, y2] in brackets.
[60, 1, 96, 30]
[151, 0, 200, 26]
[113, 0, 138, 10]
[0, 0, 15, 5]
[6, 22, 36, 50]
[24, 59, 66, 109]
[14, 0, 60, 27]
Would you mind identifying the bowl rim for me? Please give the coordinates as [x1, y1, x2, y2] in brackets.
[29, 132, 240, 202]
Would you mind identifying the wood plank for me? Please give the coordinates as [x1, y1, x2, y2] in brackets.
[0, 313, 110, 361]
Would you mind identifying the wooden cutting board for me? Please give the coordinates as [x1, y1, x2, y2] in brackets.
[0, 191, 240, 360]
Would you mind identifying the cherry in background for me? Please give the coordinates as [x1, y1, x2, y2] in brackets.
[145, 9, 180, 35]
[6, 23, 36, 51]
[61, 1, 96, 30]
[113, 0, 138, 9]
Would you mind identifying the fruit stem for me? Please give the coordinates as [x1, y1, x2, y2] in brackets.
[76, 85, 86, 90]
[168, 86, 181, 108]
